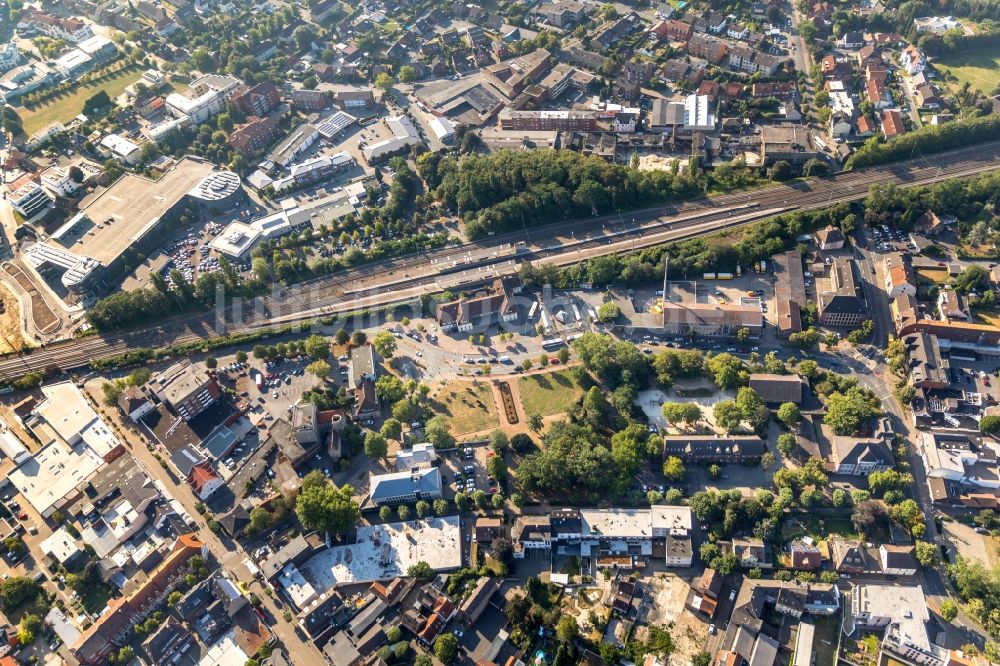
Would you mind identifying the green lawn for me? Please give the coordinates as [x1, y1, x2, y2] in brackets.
[430, 380, 498, 435]
[18, 65, 147, 136]
[517, 369, 585, 417]
[780, 514, 858, 541]
[934, 47, 1000, 94]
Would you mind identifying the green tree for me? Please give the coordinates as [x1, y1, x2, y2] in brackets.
[304, 334, 330, 359]
[596, 301, 621, 322]
[379, 505, 393, 522]
[777, 432, 797, 457]
[0, 576, 42, 611]
[662, 402, 701, 426]
[433, 634, 460, 664]
[295, 472, 360, 535]
[527, 412, 544, 432]
[489, 430, 510, 453]
[18, 613, 41, 645]
[398, 504, 411, 520]
[408, 561, 434, 579]
[372, 330, 397, 358]
[375, 72, 395, 91]
[433, 498, 449, 516]
[556, 615, 579, 643]
[335, 329, 350, 345]
[425, 415, 455, 449]
[364, 431, 388, 459]
[416, 500, 432, 518]
[824, 387, 882, 435]
[777, 402, 801, 427]
[713, 401, 744, 433]
[915, 541, 939, 567]
[373, 418, 401, 443]
[305, 359, 331, 379]
[981, 415, 1000, 435]
[939, 598, 958, 621]
[398, 65, 418, 82]
[662, 456, 686, 482]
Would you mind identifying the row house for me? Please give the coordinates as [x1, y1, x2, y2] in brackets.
[686, 33, 728, 64]
[232, 82, 282, 117]
[228, 115, 282, 153]
[654, 18, 693, 42]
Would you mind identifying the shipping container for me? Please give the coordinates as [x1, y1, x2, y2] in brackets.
[717, 272, 734, 280]
[703, 272, 717, 280]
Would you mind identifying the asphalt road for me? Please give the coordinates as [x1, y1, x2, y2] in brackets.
[1, 141, 1000, 380]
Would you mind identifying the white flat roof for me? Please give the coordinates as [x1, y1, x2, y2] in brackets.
[9, 440, 103, 516]
[209, 221, 262, 258]
[650, 505, 693, 532]
[40, 526, 83, 563]
[854, 584, 930, 651]
[581, 509, 653, 539]
[35, 382, 122, 457]
[299, 516, 461, 592]
[277, 563, 318, 609]
[0, 420, 30, 464]
[198, 629, 249, 666]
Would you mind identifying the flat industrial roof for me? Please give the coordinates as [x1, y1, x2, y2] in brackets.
[34, 381, 122, 457]
[299, 516, 461, 591]
[9, 440, 103, 516]
[47, 157, 215, 266]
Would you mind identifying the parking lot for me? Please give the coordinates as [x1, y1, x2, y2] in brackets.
[438, 444, 501, 500]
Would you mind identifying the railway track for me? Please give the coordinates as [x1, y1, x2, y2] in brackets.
[1, 142, 999, 380]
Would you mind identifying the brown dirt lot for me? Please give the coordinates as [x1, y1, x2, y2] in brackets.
[3, 262, 59, 333]
[637, 574, 708, 666]
[0, 282, 29, 354]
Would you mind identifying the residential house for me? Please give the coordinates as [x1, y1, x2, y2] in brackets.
[829, 537, 871, 573]
[883, 253, 916, 298]
[729, 538, 772, 569]
[837, 31, 864, 48]
[790, 541, 822, 570]
[865, 79, 892, 109]
[879, 545, 918, 576]
[686, 33, 729, 64]
[900, 45, 926, 76]
[937, 289, 969, 322]
[188, 460, 224, 500]
[829, 430, 896, 476]
[904, 332, 950, 390]
[815, 225, 845, 250]
[915, 83, 943, 108]
[655, 19, 693, 41]
[817, 257, 865, 327]
[512, 515, 551, 557]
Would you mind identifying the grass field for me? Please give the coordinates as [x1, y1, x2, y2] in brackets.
[18, 66, 147, 136]
[916, 268, 950, 285]
[518, 369, 585, 417]
[430, 380, 498, 435]
[975, 310, 1000, 328]
[934, 47, 1000, 94]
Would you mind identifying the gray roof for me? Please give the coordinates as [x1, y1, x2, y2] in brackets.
[749, 373, 805, 404]
[369, 467, 441, 503]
